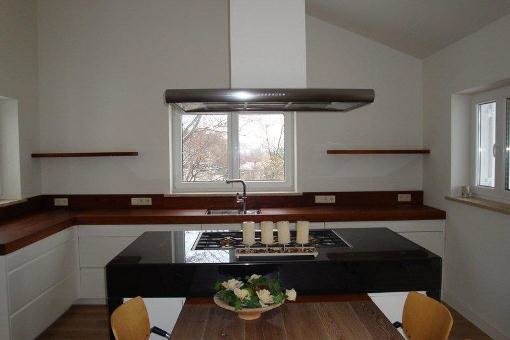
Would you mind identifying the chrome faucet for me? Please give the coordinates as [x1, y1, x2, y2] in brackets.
[226, 179, 247, 214]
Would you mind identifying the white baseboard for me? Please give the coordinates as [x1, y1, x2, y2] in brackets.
[442, 290, 509, 340]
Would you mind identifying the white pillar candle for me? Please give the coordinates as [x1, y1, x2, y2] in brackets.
[242, 221, 256, 246]
[260, 221, 274, 245]
[296, 221, 310, 244]
[276, 221, 291, 244]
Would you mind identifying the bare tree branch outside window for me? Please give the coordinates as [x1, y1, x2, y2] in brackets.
[239, 114, 285, 181]
[182, 114, 228, 182]
[181, 113, 285, 183]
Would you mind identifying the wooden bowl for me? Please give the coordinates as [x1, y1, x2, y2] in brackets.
[213, 293, 283, 320]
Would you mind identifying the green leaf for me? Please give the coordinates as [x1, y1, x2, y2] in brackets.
[233, 299, 243, 311]
[213, 281, 224, 291]
[272, 292, 285, 305]
[267, 279, 282, 294]
[244, 295, 262, 308]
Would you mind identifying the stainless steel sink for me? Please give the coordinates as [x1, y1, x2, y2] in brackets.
[205, 209, 261, 215]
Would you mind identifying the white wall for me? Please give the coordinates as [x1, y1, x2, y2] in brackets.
[423, 13, 510, 340]
[301, 16, 423, 192]
[38, 0, 230, 194]
[0, 0, 40, 197]
[37, 3, 424, 194]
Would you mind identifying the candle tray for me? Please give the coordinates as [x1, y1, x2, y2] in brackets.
[235, 246, 318, 259]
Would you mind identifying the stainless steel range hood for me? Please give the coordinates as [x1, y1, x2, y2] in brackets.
[164, 88, 374, 112]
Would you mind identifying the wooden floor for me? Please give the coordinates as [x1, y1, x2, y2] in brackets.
[37, 303, 492, 340]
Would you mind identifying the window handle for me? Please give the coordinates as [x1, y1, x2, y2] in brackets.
[493, 144, 497, 157]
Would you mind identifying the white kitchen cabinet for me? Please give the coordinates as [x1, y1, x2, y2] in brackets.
[0, 228, 78, 340]
[8, 240, 77, 313]
[77, 225, 201, 303]
[0, 256, 9, 340]
[325, 220, 445, 257]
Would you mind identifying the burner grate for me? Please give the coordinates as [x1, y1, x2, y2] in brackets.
[193, 230, 350, 250]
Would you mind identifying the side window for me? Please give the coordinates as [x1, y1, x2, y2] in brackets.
[476, 101, 496, 187]
[471, 85, 510, 201]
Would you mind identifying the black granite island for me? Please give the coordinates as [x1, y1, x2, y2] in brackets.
[106, 227, 441, 320]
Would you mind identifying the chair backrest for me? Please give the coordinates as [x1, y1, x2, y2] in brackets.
[402, 291, 453, 340]
[111, 297, 151, 340]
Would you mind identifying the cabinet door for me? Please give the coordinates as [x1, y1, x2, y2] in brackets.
[8, 240, 77, 313]
[5, 229, 78, 340]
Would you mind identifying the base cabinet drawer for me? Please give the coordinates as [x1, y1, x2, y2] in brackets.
[1, 229, 78, 340]
[8, 240, 77, 313]
[10, 271, 77, 340]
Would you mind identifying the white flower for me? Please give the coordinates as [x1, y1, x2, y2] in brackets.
[221, 278, 243, 291]
[256, 289, 274, 306]
[248, 274, 261, 282]
[234, 288, 250, 301]
[285, 289, 297, 301]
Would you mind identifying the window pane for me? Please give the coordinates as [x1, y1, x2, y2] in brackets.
[506, 98, 509, 190]
[239, 114, 285, 181]
[181, 114, 228, 182]
[477, 102, 496, 187]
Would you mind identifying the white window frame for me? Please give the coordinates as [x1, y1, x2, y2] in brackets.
[170, 107, 295, 193]
[471, 85, 510, 202]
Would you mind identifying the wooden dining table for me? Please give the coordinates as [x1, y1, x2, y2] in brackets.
[171, 295, 404, 340]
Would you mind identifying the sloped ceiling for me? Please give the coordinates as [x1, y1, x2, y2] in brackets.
[306, 0, 510, 58]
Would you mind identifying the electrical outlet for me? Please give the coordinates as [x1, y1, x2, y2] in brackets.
[315, 195, 336, 204]
[131, 197, 152, 206]
[54, 198, 69, 206]
[397, 194, 412, 202]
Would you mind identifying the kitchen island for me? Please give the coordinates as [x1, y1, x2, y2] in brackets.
[106, 227, 441, 336]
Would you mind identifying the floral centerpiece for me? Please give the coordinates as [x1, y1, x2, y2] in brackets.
[213, 274, 297, 320]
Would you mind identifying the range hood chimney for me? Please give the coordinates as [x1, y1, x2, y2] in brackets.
[165, 1, 374, 113]
[165, 88, 374, 112]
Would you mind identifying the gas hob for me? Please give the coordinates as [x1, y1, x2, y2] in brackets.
[192, 229, 350, 250]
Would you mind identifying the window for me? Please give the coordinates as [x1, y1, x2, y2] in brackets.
[476, 101, 496, 187]
[472, 85, 510, 201]
[171, 110, 294, 192]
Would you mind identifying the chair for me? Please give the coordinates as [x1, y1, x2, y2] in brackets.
[111, 297, 171, 340]
[393, 291, 453, 340]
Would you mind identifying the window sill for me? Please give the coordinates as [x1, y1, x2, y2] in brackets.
[445, 195, 510, 216]
[165, 191, 303, 197]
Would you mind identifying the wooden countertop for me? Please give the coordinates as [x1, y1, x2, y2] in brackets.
[0, 205, 445, 255]
[172, 294, 403, 340]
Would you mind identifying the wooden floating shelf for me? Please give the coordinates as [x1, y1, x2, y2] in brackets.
[31, 152, 139, 158]
[327, 149, 430, 155]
